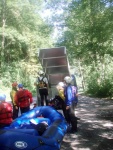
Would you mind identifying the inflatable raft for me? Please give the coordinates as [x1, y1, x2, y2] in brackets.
[0, 106, 67, 150]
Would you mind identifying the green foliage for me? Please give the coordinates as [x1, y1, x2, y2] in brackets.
[86, 73, 113, 98]
[49, 0, 113, 98]
[0, 0, 53, 95]
[55, 0, 113, 65]
[0, 0, 53, 66]
[86, 59, 113, 98]
[1, 0, 113, 99]
[1, 61, 38, 97]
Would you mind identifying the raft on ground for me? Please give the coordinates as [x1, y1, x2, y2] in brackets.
[0, 106, 67, 150]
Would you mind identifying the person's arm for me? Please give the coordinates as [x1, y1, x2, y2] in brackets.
[14, 93, 19, 107]
[10, 91, 17, 106]
[10, 91, 13, 103]
[65, 86, 73, 109]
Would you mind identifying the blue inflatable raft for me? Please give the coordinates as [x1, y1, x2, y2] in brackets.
[0, 106, 67, 150]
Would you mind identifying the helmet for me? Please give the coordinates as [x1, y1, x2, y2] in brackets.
[64, 76, 72, 84]
[18, 83, 23, 88]
[38, 70, 44, 75]
[58, 82, 64, 87]
[0, 94, 6, 101]
[12, 82, 17, 87]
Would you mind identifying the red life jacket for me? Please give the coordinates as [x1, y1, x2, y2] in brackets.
[0, 102, 13, 125]
[17, 90, 29, 102]
[16, 89, 32, 108]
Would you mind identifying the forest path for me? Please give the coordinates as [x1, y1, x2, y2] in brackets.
[61, 95, 113, 150]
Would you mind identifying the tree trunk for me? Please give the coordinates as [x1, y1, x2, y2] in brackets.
[78, 59, 85, 91]
[0, 0, 6, 77]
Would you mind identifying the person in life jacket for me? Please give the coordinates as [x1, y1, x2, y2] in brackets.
[55, 82, 67, 116]
[56, 82, 65, 100]
[64, 76, 78, 133]
[10, 82, 19, 119]
[0, 94, 13, 128]
[34, 70, 49, 106]
[15, 84, 33, 114]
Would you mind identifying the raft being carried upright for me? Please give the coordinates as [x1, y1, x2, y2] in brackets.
[0, 106, 67, 150]
[38, 46, 70, 98]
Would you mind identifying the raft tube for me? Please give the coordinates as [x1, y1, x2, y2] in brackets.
[0, 106, 67, 150]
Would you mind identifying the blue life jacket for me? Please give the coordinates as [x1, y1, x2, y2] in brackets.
[64, 85, 78, 106]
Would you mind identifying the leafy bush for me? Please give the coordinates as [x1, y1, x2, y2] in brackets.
[1, 62, 38, 97]
[86, 69, 113, 98]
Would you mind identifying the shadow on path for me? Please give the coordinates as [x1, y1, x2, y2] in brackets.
[61, 95, 113, 150]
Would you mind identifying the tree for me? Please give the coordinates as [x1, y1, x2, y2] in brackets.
[53, 0, 113, 96]
[55, 0, 113, 63]
[0, 0, 53, 87]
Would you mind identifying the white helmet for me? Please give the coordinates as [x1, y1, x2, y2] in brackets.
[38, 70, 44, 75]
[0, 94, 6, 101]
[64, 76, 72, 84]
[58, 82, 64, 87]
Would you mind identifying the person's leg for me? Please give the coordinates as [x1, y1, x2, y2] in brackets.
[40, 94, 44, 106]
[64, 108, 72, 133]
[45, 95, 48, 106]
[36, 86, 39, 102]
[44, 89, 48, 106]
[39, 89, 44, 106]
[72, 101, 80, 120]
[20, 106, 30, 114]
[69, 104, 78, 132]
[65, 109, 71, 125]
[70, 114, 77, 132]
[62, 101, 67, 118]
[13, 105, 19, 119]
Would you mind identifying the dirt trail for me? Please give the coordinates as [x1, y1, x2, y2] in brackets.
[61, 95, 113, 150]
